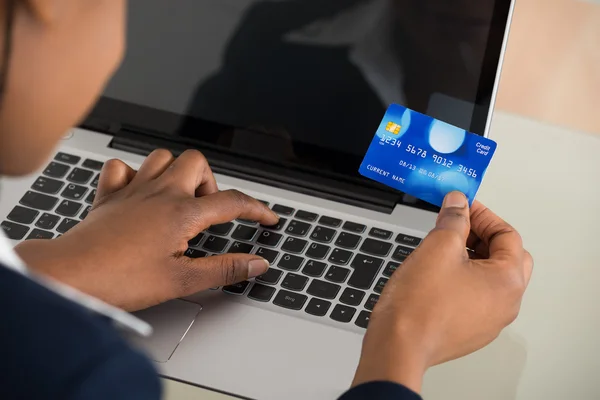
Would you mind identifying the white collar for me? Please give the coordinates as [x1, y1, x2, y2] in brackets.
[0, 231, 152, 337]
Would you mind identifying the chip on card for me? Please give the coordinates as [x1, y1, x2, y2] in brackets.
[359, 104, 497, 207]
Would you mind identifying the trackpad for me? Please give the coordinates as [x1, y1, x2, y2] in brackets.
[125, 300, 201, 363]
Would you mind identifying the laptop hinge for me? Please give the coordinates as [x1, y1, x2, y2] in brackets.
[108, 127, 399, 214]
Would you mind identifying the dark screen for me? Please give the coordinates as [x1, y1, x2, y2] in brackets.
[98, 0, 510, 179]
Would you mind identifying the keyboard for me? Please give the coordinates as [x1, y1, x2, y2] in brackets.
[1, 152, 424, 331]
[1, 152, 102, 240]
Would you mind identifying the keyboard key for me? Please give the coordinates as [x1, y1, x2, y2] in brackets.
[396, 233, 422, 247]
[330, 304, 356, 323]
[342, 221, 366, 233]
[55, 200, 82, 217]
[374, 277, 388, 294]
[383, 261, 400, 277]
[340, 288, 365, 306]
[328, 248, 353, 265]
[306, 279, 340, 300]
[310, 226, 336, 243]
[335, 232, 361, 249]
[20, 191, 59, 211]
[256, 268, 282, 285]
[207, 222, 234, 236]
[188, 233, 205, 247]
[348, 254, 384, 290]
[285, 220, 311, 237]
[392, 245, 414, 262]
[365, 294, 380, 311]
[35, 213, 60, 230]
[281, 273, 309, 291]
[295, 210, 318, 222]
[231, 225, 258, 241]
[26, 228, 54, 240]
[260, 217, 287, 231]
[7, 206, 39, 224]
[43, 162, 70, 178]
[281, 237, 308, 254]
[56, 218, 79, 234]
[257, 231, 282, 247]
[31, 177, 64, 195]
[272, 204, 294, 216]
[80, 206, 92, 220]
[1, 221, 29, 240]
[248, 283, 276, 302]
[236, 218, 257, 225]
[273, 290, 307, 310]
[203, 235, 230, 253]
[55, 152, 80, 164]
[184, 248, 208, 258]
[360, 238, 392, 257]
[229, 241, 254, 254]
[302, 260, 327, 277]
[85, 189, 96, 204]
[305, 243, 330, 259]
[369, 227, 392, 240]
[256, 247, 279, 264]
[325, 266, 350, 283]
[355, 311, 371, 329]
[67, 168, 94, 184]
[91, 174, 100, 188]
[305, 298, 331, 317]
[318, 215, 342, 227]
[82, 159, 104, 170]
[61, 183, 88, 200]
[223, 281, 250, 295]
[278, 254, 304, 271]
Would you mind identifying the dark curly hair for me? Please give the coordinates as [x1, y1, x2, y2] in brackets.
[0, 0, 16, 101]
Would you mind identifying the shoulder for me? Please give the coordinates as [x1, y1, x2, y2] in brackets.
[0, 265, 161, 400]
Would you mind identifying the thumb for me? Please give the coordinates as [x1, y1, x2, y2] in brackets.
[186, 254, 270, 290]
[434, 191, 471, 241]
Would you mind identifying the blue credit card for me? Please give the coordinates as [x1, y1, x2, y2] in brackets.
[359, 104, 497, 207]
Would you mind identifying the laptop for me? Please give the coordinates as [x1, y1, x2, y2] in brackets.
[0, 1, 515, 399]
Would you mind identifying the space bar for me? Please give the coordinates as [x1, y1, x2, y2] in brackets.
[348, 253, 384, 290]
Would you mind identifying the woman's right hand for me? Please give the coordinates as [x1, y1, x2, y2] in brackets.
[353, 192, 533, 393]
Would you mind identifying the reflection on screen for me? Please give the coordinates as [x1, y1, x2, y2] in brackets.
[104, 0, 500, 159]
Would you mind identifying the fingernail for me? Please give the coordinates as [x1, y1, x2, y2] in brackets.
[443, 191, 467, 209]
[248, 258, 270, 278]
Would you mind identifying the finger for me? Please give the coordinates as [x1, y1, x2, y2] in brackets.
[160, 149, 218, 197]
[132, 149, 175, 183]
[469, 201, 523, 265]
[192, 189, 279, 227]
[523, 250, 534, 286]
[96, 159, 136, 201]
[177, 254, 270, 294]
[433, 191, 471, 242]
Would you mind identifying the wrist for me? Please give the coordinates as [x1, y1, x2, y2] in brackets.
[14, 237, 81, 278]
[352, 316, 434, 394]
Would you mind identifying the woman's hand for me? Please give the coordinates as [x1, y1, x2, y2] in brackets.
[353, 192, 533, 393]
[15, 149, 279, 311]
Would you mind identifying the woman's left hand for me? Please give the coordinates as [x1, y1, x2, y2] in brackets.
[15, 149, 279, 311]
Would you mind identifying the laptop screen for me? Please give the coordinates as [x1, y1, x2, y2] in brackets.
[93, 0, 512, 184]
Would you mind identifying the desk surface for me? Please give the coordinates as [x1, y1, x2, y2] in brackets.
[164, 111, 600, 400]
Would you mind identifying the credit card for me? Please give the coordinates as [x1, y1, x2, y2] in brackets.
[359, 104, 497, 207]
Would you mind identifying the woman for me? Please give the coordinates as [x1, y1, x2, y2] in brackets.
[0, 1, 533, 399]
